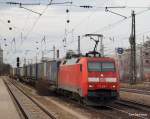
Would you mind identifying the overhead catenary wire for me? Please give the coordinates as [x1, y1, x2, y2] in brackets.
[0, 1, 94, 61]
[54, 4, 150, 40]
[2, 2, 150, 38]
[0, 15, 21, 31]
[62, 7, 150, 56]
[21, 0, 53, 44]
[2, 0, 54, 49]
[2, 0, 150, 63]
[21, 0, 74, 45]
[90, 7, 150, 34]
[62, 0, 73, 49]
[1, 1, 150, 9]
[104, 9, 150, 41]
[2, 8, 66, 47]
[0, 11, 28, 51]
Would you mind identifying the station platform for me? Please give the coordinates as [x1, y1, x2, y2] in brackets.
[0, 78, 20, 119]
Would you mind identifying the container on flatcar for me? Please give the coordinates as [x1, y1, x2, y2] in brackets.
[27, 64, 32, 78]
[37, 62, 46, 80]
[19, 67, 24, 78]
[13, 68, 17, 77]
[16, 67, 20, 77]
[31, 64, 37, 80]
[46, 60, 60, 85]
[36, 60, 60, 92]
[11, 67, 20, 79]
[23, 65, 27, 78]
[9, 67, 13, 78]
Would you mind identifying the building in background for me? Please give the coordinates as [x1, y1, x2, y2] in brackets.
[117, 40, 150, 82]
[142, 40, 150, 81]
[0, 47, 11, 75]
[0, 46, 3, 64]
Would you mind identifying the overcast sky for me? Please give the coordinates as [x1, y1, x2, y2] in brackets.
[0, 0, 150, 66]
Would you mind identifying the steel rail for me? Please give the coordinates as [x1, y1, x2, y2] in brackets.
[120, 88, 150, 95]
[116, 100, 150, 112]
[4, 80, 28, 119]
[4, 79, 57, 119]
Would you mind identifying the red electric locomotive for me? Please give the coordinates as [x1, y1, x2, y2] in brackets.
[58, 51, 119, 105]
[58, 34, 119, 105]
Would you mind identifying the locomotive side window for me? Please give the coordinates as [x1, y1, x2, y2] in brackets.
[102, 62, 115, 72]
[65, 58, 79, 65]
[88, 62, 101, 71]
[63, 60, 67, 64]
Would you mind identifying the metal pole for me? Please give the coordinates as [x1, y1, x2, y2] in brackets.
[36, 53, 38, 80]
[100, 36, 104, 56]
[53, 45, 55, 59]
[129, 10, 137, 84]
[21, 32, 23, 44]
[78, 36, 81, 55]
[42, 51, 44, 59]
[140, 45, 144, 81]
[24, 58, 26, 65]
[56, 49, 59, 58]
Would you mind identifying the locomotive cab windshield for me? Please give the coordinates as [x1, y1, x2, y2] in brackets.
[87, 58, 118, 83]
[88, 61, 116, 72]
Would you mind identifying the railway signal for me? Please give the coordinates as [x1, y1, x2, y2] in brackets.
[16, 57, 20, 68]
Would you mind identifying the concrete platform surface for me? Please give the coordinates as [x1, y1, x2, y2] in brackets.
[0, 78, 20, 119]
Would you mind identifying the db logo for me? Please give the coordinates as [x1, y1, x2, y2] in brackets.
[100, 78, 106, 82]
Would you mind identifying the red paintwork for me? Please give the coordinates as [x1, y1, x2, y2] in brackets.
[88, 82, 118, 90]
[88, 72, 119, 91]
[58, 64, 82, 91]
[58, 57, 119, 97]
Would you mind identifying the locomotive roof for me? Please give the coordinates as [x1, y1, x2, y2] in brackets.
[86, 57, 115, 61]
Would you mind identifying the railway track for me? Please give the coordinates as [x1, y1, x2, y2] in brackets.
[121, 88, 150, 95]
[5, 78, 128, 119]
[115, 100, 150, 112]
[84, 105, 130, 119]
[6, 77, 150, 119]
[106, 97, 150, 119]
[62, 94, 150, 119]
[106, 106, 148, 119]
[84, 101, 149, 119]
[3, 79, 57, 119]
[49, 93, 149, 119]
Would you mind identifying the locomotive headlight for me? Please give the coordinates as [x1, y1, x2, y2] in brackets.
[89, 84, 93, 88]
[105, 78, 117, 82]
[112, 85, 116, 88]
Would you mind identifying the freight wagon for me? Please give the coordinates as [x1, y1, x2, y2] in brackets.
[36, 60, 60, 93]
[10, 67, 20, 80]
